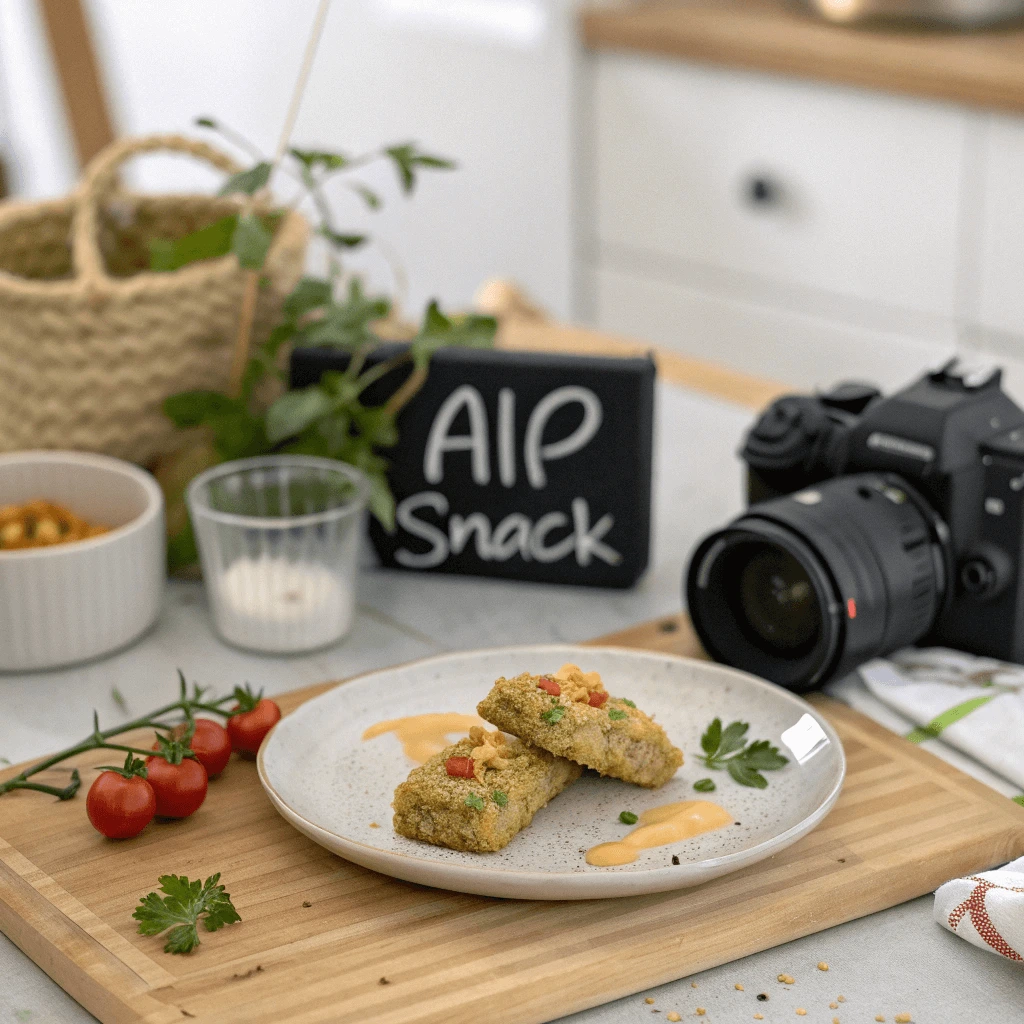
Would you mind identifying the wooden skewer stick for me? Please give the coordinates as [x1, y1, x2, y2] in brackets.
[227, 0, 333, 399]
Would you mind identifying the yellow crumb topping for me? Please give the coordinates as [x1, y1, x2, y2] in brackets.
[468, 726, 510, 781]
[552, 663, 606, 702]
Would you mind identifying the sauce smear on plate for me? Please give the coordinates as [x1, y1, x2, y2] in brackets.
[362, 713, 484, 764]
[586, 800, 733, 866]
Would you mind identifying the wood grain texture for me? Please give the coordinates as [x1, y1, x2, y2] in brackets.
[38, 0, 116, 167]
[2, 614, 1023, 1024]
[498, 319, 788, 411]
[581, 0, 1024, 115]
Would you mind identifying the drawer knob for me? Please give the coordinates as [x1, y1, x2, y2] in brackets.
[745, 175, 780, 207]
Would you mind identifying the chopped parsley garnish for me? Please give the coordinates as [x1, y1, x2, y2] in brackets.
[618, 698, 636, 708]
[464, 793, 485, 810]
[619, 810, 638, 825]
[608, 709, 628, 721]
[697, 718, 789, 789]
[541, 704, 566, 724]
[492, 790, 508, 807]
[133, 873, 240, 955]
[693, 778, 716, 793]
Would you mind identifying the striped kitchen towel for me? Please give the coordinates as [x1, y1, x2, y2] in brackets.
[857, 647, 1024, 792]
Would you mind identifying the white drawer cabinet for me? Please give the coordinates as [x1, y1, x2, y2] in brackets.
[591, 54, 968, 319]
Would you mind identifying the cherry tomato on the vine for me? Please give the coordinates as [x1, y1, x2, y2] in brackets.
[145, 754, 208, 819]
[226, 689, 282, 756]
[86, 755, 156, 839]
[155, 719, 232, 778]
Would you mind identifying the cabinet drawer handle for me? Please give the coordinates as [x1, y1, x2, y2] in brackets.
[745, 175, 780, 207]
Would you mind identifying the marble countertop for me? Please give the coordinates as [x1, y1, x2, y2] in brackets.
[1, 381, 1021, 1023]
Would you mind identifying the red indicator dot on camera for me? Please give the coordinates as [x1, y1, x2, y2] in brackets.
[847, 598, 857, 619]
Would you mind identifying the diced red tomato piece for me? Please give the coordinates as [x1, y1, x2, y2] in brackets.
[537, 677, 561, 697]
[445, 756, 476, 778]
[588, 690, 609, 708]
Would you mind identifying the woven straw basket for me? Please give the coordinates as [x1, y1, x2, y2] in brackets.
[0, 134, 308, 465]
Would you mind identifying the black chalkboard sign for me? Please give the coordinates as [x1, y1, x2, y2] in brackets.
[291, 344, 655, 588]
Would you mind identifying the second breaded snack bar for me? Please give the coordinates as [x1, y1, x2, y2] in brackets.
[392, 727, 582, 853]
[477, 664, 683, 788]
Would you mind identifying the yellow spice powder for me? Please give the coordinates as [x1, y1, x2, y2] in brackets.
[817, 962, 829, 971]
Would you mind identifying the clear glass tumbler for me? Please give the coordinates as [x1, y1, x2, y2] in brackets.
[187, 455, 368, 654]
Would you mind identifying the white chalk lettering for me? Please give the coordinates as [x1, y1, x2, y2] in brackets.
[524, 386, 602, 489]
[571, 497, 621, 566]
[529, 511, 576, 563]
[497, 387, 516, 488]
[424, 385, 490, 485]
[491, 512, 532, 560]
[449, 512, 492, 558]
[395, 491, 449, 568]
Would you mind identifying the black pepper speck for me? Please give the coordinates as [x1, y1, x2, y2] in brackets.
[757, 993, 769, 1001]
[671, 855, 680, 865]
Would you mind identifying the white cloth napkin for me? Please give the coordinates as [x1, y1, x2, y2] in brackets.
[934, 857, 1024, 962]
[857, 647, 1024, 791]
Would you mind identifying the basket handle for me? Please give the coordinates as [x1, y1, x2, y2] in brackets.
[71, 133, 243, 284]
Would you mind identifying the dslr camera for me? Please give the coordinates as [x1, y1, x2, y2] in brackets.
[685, 360, 1024, 692]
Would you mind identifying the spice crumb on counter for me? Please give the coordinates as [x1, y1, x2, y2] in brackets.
[833, 1018, 841, 1024]
[875, 1016, 885, 1022]
[644, 997, 656, 1004]
[837, 996, 846, 1003]
[369, 822, 380, 828]
[757, 993, 769, 1001]
[796, 1010, 807, 1017]
[777, 973, 795, 984]
[754, 1016, 764, 1021]
[735, 983, 744, 990]
[301, 901, 312, 908]
[817, 961, 829, 971]
[894, 1015, 912, 1023]
[695, 1010, 706, 1017]
[378, 977, 390, 986]
[666, 1013, 681, 1022]
[691, 982, 698, 989]
[830, 1003, 838, 1010]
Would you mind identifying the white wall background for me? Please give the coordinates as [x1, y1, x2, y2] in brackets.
[0, 0, 582, 319]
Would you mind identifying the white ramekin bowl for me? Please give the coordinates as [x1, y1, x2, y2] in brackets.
[0, 451, 165, 671]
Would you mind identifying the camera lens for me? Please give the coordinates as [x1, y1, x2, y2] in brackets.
[685, 473, 951, 691]
[738, 546, 820, 651]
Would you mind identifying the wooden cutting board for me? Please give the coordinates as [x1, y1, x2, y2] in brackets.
[2, 614, 1023, 1024]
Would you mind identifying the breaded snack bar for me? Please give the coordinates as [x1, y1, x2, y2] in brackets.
[477, 664, 683, 789]
[392, 727, 582, 853]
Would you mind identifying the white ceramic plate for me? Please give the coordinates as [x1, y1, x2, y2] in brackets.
[258, 645, 845, 899]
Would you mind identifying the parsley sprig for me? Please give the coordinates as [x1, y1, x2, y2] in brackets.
[697, 718, 789, 789]
[133, 873, 241, 954]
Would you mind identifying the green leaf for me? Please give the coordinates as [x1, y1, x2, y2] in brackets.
[283, 277, 333, 322]
[740, 739, 789, 771]
[541, 705, 566, 725]
[693, 778, 716, 793]
[232, 213, 273, 270]
[409, 301, 497, 370]
[727, 761, 768, 789]
[195, 116, 218, 128]
[384, 143, 456, 194]
[492, 790, 508, 807]
[133, 873, 240, 955]
[350, 182, 382, 210]
[700, 718, 722, 757]
[464, 793, 485, 811]
[1014, 794, 1024, 807]
[608, 709, 628, 721]
[149, 215, 237, 272]
[618, 698, 637, 708]
[366, 471, 396, 532]
[619, 811, 638, 825]
[218, 161, 272, 197]
[352, 404, 398, 448]
[318, 227, 367, 249]
[289, 147, 347, 171]
[265, 387, 335, 445]
[163, 390, 240, 428]
[717, 720, 750, 757]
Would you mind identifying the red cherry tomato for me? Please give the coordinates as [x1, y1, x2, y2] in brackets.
[145, 755, 208, 818]
[227, 698, 282, 755]
[537, 677, 561, 697]
[445, 756, 476, 778]
[588, 690, 609, 708]
[187, 719, 232, 777]
[86, 771, 156, 839]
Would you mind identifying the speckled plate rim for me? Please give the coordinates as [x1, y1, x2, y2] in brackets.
[257, 645, 846, 900]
